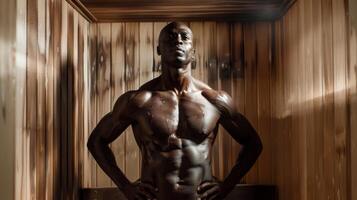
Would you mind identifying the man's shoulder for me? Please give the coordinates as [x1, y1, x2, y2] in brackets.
[191, 78, 232, 103]
[138, 76, 161, 91]
[200, 86, 234, 114]
[115, 89, 152, 109]
[113, 89, 152, 110]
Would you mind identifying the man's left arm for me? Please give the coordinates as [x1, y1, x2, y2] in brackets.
[198, 90, 263, 200]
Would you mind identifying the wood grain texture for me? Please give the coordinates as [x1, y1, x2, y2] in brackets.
[45, 0, 54, 198]
[96, 23, 113, 187]
[271, 0, 352, 199]
[14, 0, 29, 199]
[255, 22, 272, 185]
[216, 22, 232, 179]
[231, 23, 245, 183]
[77, 0, 296, 22]
[82, 16, 92, 189]
[153, 22, 167, 78]
[242, 23, 259, 184]
[14, 0, 92, 199]
[88, 22, 98, 188]
[348, 1, 357, 199]
[0, 0, 19, 199]
[202, 22, 220, 179]
[138, 22, 154, 174]
[12, 0, 356, 199]
[189, 22, 205, 82]
[124, 22, 141, 182]
[110, 22, 126, 182]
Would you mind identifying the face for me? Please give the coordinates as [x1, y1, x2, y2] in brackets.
[158, 23, 195, 67]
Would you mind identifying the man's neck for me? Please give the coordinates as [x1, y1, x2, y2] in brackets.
[160, 63, 193, 94]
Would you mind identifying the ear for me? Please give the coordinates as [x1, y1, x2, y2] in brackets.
[191, 48, 196, 60]
[157, 46, 161, 55]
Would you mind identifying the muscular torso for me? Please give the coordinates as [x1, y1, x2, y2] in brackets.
[127, 82, 221, 199]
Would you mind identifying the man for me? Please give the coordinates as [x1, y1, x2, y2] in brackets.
[87, 22, 262, 200]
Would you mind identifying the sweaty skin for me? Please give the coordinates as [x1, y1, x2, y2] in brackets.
[87, 22, 262, 200]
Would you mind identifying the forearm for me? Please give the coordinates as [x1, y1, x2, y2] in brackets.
[88, 137, 131, 189]
[221, 140, 262, 190]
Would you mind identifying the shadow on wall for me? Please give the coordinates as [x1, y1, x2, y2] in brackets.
[271, 79, 354, 199]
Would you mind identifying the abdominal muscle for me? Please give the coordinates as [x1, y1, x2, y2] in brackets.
[140, 139, 213, 200]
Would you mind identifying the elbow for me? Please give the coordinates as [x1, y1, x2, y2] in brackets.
[252, 132, 263, 157]
[256, 138, 263, 157]
[248, 134, 263, 157]
[87, 134, 98, 154]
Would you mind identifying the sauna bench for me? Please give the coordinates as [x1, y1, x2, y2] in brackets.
[80, 184, 277, 200]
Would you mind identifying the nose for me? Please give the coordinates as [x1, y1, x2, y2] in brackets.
[174, 34, 183, 45]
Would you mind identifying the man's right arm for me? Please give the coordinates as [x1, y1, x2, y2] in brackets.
[87, 91, 134, 189]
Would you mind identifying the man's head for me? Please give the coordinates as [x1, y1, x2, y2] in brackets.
[157, 22, 195, 68]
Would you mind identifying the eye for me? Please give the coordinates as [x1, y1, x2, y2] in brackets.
[181, 33, 189, 40]
[169, 33, 175, 39]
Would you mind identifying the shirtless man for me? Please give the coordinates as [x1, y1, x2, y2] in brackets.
[87, 22, 262, 200]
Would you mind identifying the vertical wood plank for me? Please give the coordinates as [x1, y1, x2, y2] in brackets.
[60, 2, 68, 198]
[0, 0, 23, 199]
[271, 20, 285, 200]
[281, 12, 294, 199]
[153, 22, 168, 78]
[35, 0, 47, 199]
[88, 23, 98, 187]
[96, 23, 112, 187]
[321, 0, 335, 199]
[71, 9, 80, 198]
[66, 7, 75, 198]
[302, 0, 315, 199]
[202, 21, 219, 178]
[139, 22, 154, 86]
[349, 1, 357, 199]
[231, 23, 245, 183]
[82, 18, 92, 188]
[124, 22, 141, 182]
[216, 22, 232, 179]
[138, 22, 154, 174]
[288, 6, 301, 200]
[52, 0, 62, 197]
[311, 0, 324, 198]
[189, 22, 206, 83]
[14, 0, 28, 198]
[296, 1, 308, 199]
[45, 0, 54, 198]
[27, 0, 39, 198]
[111, 22, 126, 180]
[255, 22, 272, 184]
[242, 23, 259, 184]
[77, 13, 85, 191]
[332, 0, 348, 199]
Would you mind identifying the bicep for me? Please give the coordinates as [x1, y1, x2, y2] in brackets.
[219, 113, 259, 145]
[90, 92, 134, 144]
[91, 112, 131, 144]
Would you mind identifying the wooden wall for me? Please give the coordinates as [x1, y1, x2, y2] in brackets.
[348, 0, 357, 199]
[0, 0, 24, 199]
[83, 21, 275, 188]
[17, 0, 92, 199]
[5, 0, 355, 199]
[271, 0, 354, 199]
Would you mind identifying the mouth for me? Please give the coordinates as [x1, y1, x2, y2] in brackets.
[174, 48, 185, 55]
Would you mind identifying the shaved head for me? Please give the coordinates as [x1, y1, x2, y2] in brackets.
[158, 22, 192, 45]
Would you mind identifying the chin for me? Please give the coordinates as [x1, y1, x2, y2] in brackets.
[173, 60, 189, 68]
[175, 56, 191, 64]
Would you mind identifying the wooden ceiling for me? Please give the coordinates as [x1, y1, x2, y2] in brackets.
[67, 0, 296, 22]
